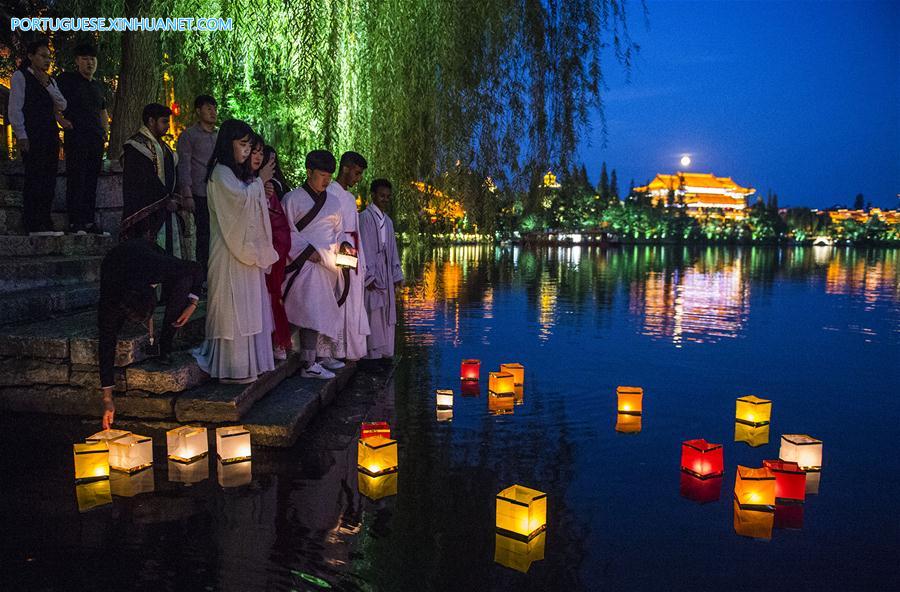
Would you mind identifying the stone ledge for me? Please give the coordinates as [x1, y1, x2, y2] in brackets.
[0, 357, 69, 386]
[0, 234, 115, 258]
[126, 352, 209, 394]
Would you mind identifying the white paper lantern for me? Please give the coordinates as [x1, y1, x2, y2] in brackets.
[167, 426, 209, 463]
[216, 426, 252, 463]
[779, 434, 823, 470]
[108, 434, 153, 473]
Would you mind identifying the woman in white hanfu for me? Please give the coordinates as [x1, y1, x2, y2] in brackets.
[192, 119, 279, 383]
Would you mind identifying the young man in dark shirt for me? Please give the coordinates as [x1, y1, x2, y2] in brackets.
[57, 43, 109, 234]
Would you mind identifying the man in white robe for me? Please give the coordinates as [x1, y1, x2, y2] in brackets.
[281, 150, 342, 379]
[359, 179, 403, 360]
[317, 151, 371, 365]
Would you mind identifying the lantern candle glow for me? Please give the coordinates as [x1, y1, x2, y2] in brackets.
[495, 484, 547, 541]
[215, 426, 252, 464]
[734, 465, 775, 510]
[680, 439, 724, 479]
[778, 434, 823, 471]
[460, 359, 481, 381]
[763, 460, 806, 503]
[616, 386, 643, 415]
[436, 389, 454, 409]
[489, 371, 515, 395]
[500, 363, 525, 386]
[357, 436, 398, 476]
[167, 426, 209, 463]
[108, 433, 153, 473]
[735, 395, 772, 427]
[360, 421, 391, 439]
[73, 441, 110, 483]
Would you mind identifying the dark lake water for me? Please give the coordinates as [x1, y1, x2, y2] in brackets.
[3, 245, 899, 591]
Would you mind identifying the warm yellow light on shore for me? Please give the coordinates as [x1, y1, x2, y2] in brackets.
[496, 485, 547, 541]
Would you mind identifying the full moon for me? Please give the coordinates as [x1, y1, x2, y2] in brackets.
[680, 155, 691, 167]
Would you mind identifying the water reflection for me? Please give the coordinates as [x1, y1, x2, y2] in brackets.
[615, 413, 642, 434]
[217, 459, 252, 488]
[168, 458, 209, 484]
[733, 500, 774, 540]
[358, 469, 398, 501]
[110, 467, 155, 497]
[734, 422, 770, 447]
[75, 480, 112, 512]
[494, 531, 547, 573]
[679, 472, 722, 504]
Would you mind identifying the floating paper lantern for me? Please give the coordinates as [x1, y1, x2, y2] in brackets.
[488, 391, 515, 415]
[489, 372, 515, 395]
[778, 434, 823, 471]
[108, 433, 153, 473]
[735, 395, 772, 427]
[805, 471, 821, 495]
[514, 385, 524, 405]
[775, 504, 804, 530]
[75, 480, 112, 513]
[217, 459, 252, 488]
[733, 499, 774, 540]
[360, 421, 391, 440]
[495, 484, 547, 541]
[73, 441, 109, 483]
[436, 408, 453, 422]
[110, 468, 155, 497]
[357, 436, 398, 476]
[680, 439, 724, 479]
[615, 413, 642, 434]
[167, 426, 209, 463]
[616, 386, 643, 415]
[494, 531, 546, 573]
[436, 389, 454, 409]
[215, 426, 252, 464]
[763, 460, 806, 503]
[357, 468, 398, 500]
[86, 429, 132, 444]
[168, 458, 209, 484]
[734, 422, 769, 447]
[734, 465, 775, 510]
[460, 359, 481, 381]
[460, 381, 480, 397]
[500, 363, 525, 386]
[679, 472, 723, 504]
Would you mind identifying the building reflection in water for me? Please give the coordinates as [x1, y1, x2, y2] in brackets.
[538, 272, 558, 343]
[734, 422, 770, 447]
[494, 531, 547, 573]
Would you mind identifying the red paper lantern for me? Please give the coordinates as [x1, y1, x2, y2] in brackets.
[680, 439, 724, 479]
[679, 472, 723, 504]
[360, 421, 391, 440]
[763, 459, 806, 503]
[460, 359, 481, 381]
[774, 504, 804, 530]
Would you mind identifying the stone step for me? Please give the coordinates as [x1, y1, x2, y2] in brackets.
[1, 283, 100, 326]
[174, 354, 302, 422]
[242, 363, 357, 447]
[0, 383, 177, 419]
[0, 254, 103, 293]
[0, 190, 23, 234]
[125, 351, 209, 394]
[0, 233, 115, 258]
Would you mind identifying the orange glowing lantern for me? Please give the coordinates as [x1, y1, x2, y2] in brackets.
[357, 436, 398, 476]
[460, 359, 481, 381]
[357, 468, 398, 500]
[735, 395, 772, 427]
[488, 391, 515, 415]
[489, 372, 515, 395]
[734, 422, 769, 447]
[763, 460, 806, 503]
[494, 531, 546, 573]
[616, 386, 643, 415]
[733, 500, 774, 540]
[615, 413, 642, 434]
[73, 441, 110, 483]
[734, 465, 775, 510]
[778, 434, 823, 471]
[360, 421, 391, 439]
[496, 484, 547, 541]
[679, 472, 722, 504]
[500, 363, 525, 386]
[514, 385, 524, 405]
[680, 439, 724, 479]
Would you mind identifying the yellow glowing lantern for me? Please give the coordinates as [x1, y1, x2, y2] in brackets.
[733, 499, 774, 540]
[357, 436, 398, 476]
[110, 468, 155, 497]
[779, 434, 823, 471]
[488, 391, 515, 415]
[167, 426, 209, 463]
[494, 531, 546, 573]
[436, 389, 454, 409]
[75, 480, 112, 513]
[734, 422, 769, 447]
[489, 371, 515, 395]
[86, 429, 132, 444]
[217, 459, 252, 488]
[615, 413, 642, 434]
[500, 363, 525, 386]
[514, 385, 524, 405]
[436, 408, 453, 422]
[735, 395, 772, 427]
[616, 386, 643, 415]
[495, 484, 547, 541]
[215, 425, 252, 464]
[108, 433, 153, 473]
[357, 468, 398, 500]
[734, 465, 775, 509]
[168, 458, 209, 484]
[73, 441, 110, 482]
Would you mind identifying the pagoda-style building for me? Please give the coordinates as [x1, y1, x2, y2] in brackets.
[635, 172, 755, 215]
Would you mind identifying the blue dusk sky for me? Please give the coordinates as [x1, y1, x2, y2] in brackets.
[579, 0, 899, 209]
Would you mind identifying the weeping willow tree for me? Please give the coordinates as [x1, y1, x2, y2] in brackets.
[2, 0, 641, 233]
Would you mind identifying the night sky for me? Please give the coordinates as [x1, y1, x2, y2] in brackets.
[579, 0, 899, 209]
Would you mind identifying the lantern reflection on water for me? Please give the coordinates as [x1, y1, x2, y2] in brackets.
[217, 459, 252, 488]
[779, 434, 823, 471]
[615, 413, 642, 434]
[679, 472, 723, 504]
[680, 439, 724, 479]
[357, 436, 398, 476]
[735, 395, 772, 427]
[75, 480, 112, 512]
[215, 426, 251, 464]
[775, 504, 804, 530]
[110, 467, 155, 497]
[358, 468, 398, 500]
[494, 531, 546, 573]
[108, 433, 153, 473]
[436, 408, 453, 422]
[805, 471, 821, 495]
[500, 363, 525, 386]
[461, 359, 481, 381]
[514, 385, 524, 405]
[489, 371, 515, 395]
[763, 460, 806, 503]
[734, 465, 775, 510]
[488, 391, 515, 415]
[461, 381, 480, 397]
[733, 500, 774, 540]
[166, 425, 208, 463]
[73, 441, 110, 483]
[168, 458, 209, 484]
[734, 422, 769, 447]
[436, 389, 454, 409]
[496, 484, 547, 541]
[616, 386, 643, 415]
[360, 421, 391, 439]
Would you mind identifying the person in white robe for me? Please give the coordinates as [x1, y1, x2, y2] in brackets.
[359, 178, 403, 360]
[192, 119, 279, 383]
[316, 151, 371, 365]
[281, 150, 342, 379]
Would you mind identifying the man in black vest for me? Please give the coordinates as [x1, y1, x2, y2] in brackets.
[8, 39, 69, 235]
[58, 43, 110, 234]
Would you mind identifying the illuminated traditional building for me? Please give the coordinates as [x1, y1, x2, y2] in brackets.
[541, 170, 561, 189]
[821, 208, 900, 225]
[634, 172, 755, 216]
